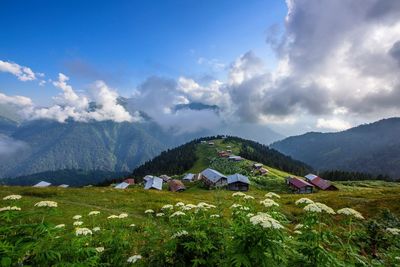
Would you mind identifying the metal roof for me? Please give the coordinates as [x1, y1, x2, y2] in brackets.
[288, 177, 314, 188]
[168, 179, 186, 192]
[201, 168, 226, 183]
[115, 182, 130, 189]
[183, 173, 195, 181]
[144, 176, 163, 190]
[58, 184, 69, 188]
[143, 175, 154, 182]
[305, 174, 318, 181]
[227, 173, 250, 184]
[33, 181, 51, 187]
[309, 177, 337, 190]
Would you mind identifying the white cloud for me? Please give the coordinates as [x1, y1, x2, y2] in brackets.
[0, 92, 33, 106]
[0, 60, 36, 81]
[197, 57, 226, 71]
[316, 118, 352, 131]
[0, 134, 28, 156]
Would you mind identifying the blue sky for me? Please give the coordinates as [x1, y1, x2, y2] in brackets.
[1, 0, 286, 104]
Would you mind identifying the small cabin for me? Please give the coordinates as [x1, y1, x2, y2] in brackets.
[208, 141, 215, 146]
[227, 173, 250, 191]
[304, 174, 338, 191]
[160, 175, 171, 182]
[182, 173, 195, 182]
[168, 179, 186, 192]
[253, 163, 263, 169]
[218, 151, 230, 157]
[229, 155, 243, 161]
[200, 168, 227, 188]
[33, 181, 51, 187]
[259, 167, 269, 175]
[287, 177, 314, 194]
[115, 182, 130, 189]
[144, 176, 163, 190]
[124, 178, 135, 185]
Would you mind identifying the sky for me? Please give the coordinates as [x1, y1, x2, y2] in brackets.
[1, 0, 400, 137]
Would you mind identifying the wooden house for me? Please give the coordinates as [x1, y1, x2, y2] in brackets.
[305, 174, 338, 191]
[228, 155, 243, 161]
[115, 182, 130, 189]
[287, 177, 314, 194]
[200, 168, 228, 188]
[33, 181, 51, 187]
[168, 179, 186, 192]
[182, 173, 195, 182]
[253, 163, 263, 169]
[124, 178, 135, 185]
[227, 173, 250, 191]
[144, 176, 163, 190]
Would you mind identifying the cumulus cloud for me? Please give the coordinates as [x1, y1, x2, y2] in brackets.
[0, 92, 33, 106]
[0, 60, 36, 81]
[0, 134, 28, 156]
[316, 118, 352, 131]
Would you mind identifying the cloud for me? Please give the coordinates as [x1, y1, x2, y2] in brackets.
[197, 57, 226, 71]
[0, 92, 33, 106]
[316, 118, 351, 131]
[0, 60, 36, 81]
[0, 134, 28, 156]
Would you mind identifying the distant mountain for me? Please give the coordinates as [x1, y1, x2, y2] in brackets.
[0, 116, 18, 135]
[271, 118, 400, 179]
[0, 169, 128, 187]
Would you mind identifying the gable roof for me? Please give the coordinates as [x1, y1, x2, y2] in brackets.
[227, 173, 250, 184]
[33, 181, 51, 187]
[58, 184, 69, 188]
[115, 182, 130, 189]
[143, 175, 154, 182]
[124, 178, 135, 185]
[144, 176, 163, 190]
[309, 177, 337, 190]
[305, 173, 319, 181]
[288, 177, 314, 189]
[168, 179, 186, 192]
[201, 168, 227, 183]
[183, 173, 195, 181]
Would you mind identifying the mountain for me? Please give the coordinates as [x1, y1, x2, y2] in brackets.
[0, 116, 18, 135]
[271, 118, 400, 179]
[129, 135, 312, 181]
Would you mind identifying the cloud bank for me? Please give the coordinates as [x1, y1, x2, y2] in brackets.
[0, 60, 36, 81]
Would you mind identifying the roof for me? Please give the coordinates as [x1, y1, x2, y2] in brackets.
[124, 178, 135, 185]
[160, 175, 171, 181]
[260, 167, 269, 173]
[58, 184, 69, 188]
[144, 176, 163, 190]
[201, 168, 227, 183]
[115, 182, 130, 189]
[309, 177, 337, 190]
[33, 181, 51, 187]
[253, 163, 263, 168]
[229, 155, 243, 160]
[305, 174, 319, 181]
[168, 179, 186, 192]
[183, 173, 195, 180]
[288, 177, 314, 189]
[227, 174, 250, 185]
[143, 175, 154, 182]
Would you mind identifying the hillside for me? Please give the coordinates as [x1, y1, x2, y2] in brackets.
[271, 118, 400, 179]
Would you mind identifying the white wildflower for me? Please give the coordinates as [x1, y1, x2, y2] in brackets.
[92, 227, 101, 232]
[175, 202, 185, 207]
[88, 211, 100, 216]
[130, 224, 136, 227]
[244, 195, 255, 200]
[239, 206, 250, 211]
[315, 203, 336, 214]
[73, 215, 82, 220]
[73, 221, 83, 226]
[249, 213, 284, 229]
[386, 228, 400, 235]
[210, 214, 220, 218]
[107, 215, 119, 219]
[34, 201, 58, 208]
[232, 192, 246, 197]
[265, 192, 280, 199]
[95, 247, 104, 253]
[3, 194, 22, 200]
[0, 206, 21, 212]
[170, 211, 186, 217]
[246, 213, 254, 217]
[144, 209, 154, 214]
[172, 230, 189, 238]
[127, 255, 142, 263]
[156, 213, 165, 217]
[75, 227, 92, 236]
[197, 202, 216, 209]
[54, 224, 65, 229]
[230, 203, 242, 209]
[294, 230, 302, 235]
[260, 199, 279, 208]
[337, 208, 364, 220]
[161, 204, 173, 210]
[294, 224, 303, 230]
[303, 203, 322, 213]
[295, 198, 314, 206]
[118, 213, 128, 219]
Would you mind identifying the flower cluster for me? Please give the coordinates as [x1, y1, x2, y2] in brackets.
[249, 213, 284, 229]
[54, 224, 65, 229]
[95, 247, 104, 253]
[73, 221, 83, 226]
[303, 203, 322, 213]
[127, 255, 142, 263]
[156, 213, 165, 217]
[93, 227, 101, 232]
[337, 208, 364, 219]
[3, 194, 22, 200]
[144, 209, 154, 214]
[75, 228, 92, 236]
[170, 211, 186, 217]
[108, 213, 128, 219]
[386, 228, 400, 235]
[88, 211, 100, 216]
[260, 198, 279, 208]
[0, 206, 21, 212]
[172, 230, 189, 238]
[265, 192, 280, 199]
[295, 198, 314, 205]
[161, 204, 173, 210]
[73, 215, 82, 220]
[34, 201, 58, 208]
[232, 192, 247, 197]
[210, 214, 220, 218]
[175, 202, 185, 207]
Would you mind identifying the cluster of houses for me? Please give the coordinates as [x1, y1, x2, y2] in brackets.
[31, 181, 69, 188]
[286, 173, 338, 194]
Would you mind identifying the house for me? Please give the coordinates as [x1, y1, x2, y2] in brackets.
[208, 141, 215, 146]
[200, 168, 228, 188]
[200, 141, 207, 144]
[160, 174, 171, 182]
[304, 174, 338, 191]
[253, 163, 263, 169]
[143, 175, 154, 182]
[259, 167, 269, 175]
[226, 149, 232, 153]
[124, 178, 135, 185]
[227, 173, 250, 191]
[144, 176, 163, 190]
[226, 145, 232, 149]
[229, 155, 243, 161]
[287, 177, 314, 194]
[33, 181, 51, 187]
[168, 179, 186, 192]
[115, 182, 130, 189]
[182, 173, 195, 182]
[58, 184, 69, 188]
[218, 151, 230, 157]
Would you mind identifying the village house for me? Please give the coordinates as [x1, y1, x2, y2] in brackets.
[259, 167, 269, 175]
[168, 179, 186, 192]
[144, 176, 163, 190]
[123, 178, 135, 185]
[218, 151, 230, 157]
[227, 173, 250, 191]
[287, 177, 314, 194]
[58, 184, 69, 188]
[200, 168, 228, 188]
[228, 155, 243, 161]
[160, 174, 171, 182]
[253, 163, 263, 169]
[304, 174, 338, 191]
[33, 181, 51, 187]
[182, 173, 195, 182]
[208, 141, 215, 146]
[114, 182, 130, 189]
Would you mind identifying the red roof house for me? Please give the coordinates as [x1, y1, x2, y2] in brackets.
[287, 177, 314, 194]
[308, 177, 338, 191]
[124, 178, 135, 185]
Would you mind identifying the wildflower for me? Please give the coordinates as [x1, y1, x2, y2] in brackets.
[260, 199, 279, 208]
[210, 214, 220, 218]
[295, 198, 314, 205]
[75, 227, 92, 236]
[156, 213, 164, 217]
[92, 227, 101, 232]
[303, 203, 322, 213]
[172, 230, 189, 238]
[170, 211, 186, 217]
[73, 221, 83, 226]
[34, 201, 58, 208]
[337, 208, 364, 220]
[130, 224, 136, 227]
[95, 247, 104, 253]
[184, 204, 197, 209]
[294, 224, 303, 230]
[175, 202, 185, 207]
[197, 202, 216, 209]
[265, 192, 280, 199]
[386, 228, 400, 235]
[244, 195, 255, 200]
[230, 203, 243, 209]
[0, 206, 21, 212]
[246, 213, 254, 217]
[315, 203, 336, 214]
[161, 204, 173, 210]
[232, 192, 246, 197]
[107, 215, 119, 219]
[73, 215, 82, 220]
[88, 211, 100, 216]
[3, 194, 22, 200]
[239, 206, 250, 211]
[118, 213, 128, 219]
[54, 224, 65, 229]
[294, 230, 302, 235]
[144, 209, 154, 214]
[249, 213, 284, 229]
[127, 255, 142, 263]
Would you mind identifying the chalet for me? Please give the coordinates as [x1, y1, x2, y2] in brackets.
[287, 177, 314, 194]
[182, 173, 195, 182]
[33, 181, 51, 187]
[208, 141, 215, 146]
[144, 176, 163, 190]
[229, 155, 243, 161]
[200, 168, 228, 188]
[253, 163, 263, 169]
[124, 178, 135, 185]
[58, 184, 69, 188]
[305, 174, 338, 191]
[259, 167, 269, 175]
[160, 175, 171, 182]
[227, 173, 250, 191]
[143, 175, 153, 182]
[218, 151, 230, 157]
[115, 182, 130, 189]
[168, 179, 186, 192]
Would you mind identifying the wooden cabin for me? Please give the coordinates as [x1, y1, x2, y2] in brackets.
[168, 179, 186, 192]
[200, 168, 228, 188]
[287, 177, 314, 194]
[305, 174, 338, 191]
[227, 173, 250, 191]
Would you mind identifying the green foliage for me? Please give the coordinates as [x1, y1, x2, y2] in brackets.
[319, 170, 391, 182]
